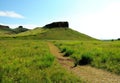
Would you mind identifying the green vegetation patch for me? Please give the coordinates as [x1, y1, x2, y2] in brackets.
[0, 40, 82, 83]
[1, 28, 96, 40]
[54, 40, 120, 75]
[0, 28, 15, 37]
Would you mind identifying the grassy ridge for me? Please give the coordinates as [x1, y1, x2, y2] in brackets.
[0, 40, 82, 83]
[15, 28, 47, 36]
[4, 28, 96, 40]
[54, 40, 120, 75]
[0, 28, 15, 37]
[37, 28, 95, 40]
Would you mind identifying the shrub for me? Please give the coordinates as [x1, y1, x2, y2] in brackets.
[64, 50, 74, 57]
[71, 56, 80, 67]
[118, 38, 120, 40]
[79, 53, 93, 65]
[61, 48, 66, 53]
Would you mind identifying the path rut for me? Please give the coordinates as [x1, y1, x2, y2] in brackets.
[48, 42, 120, 83]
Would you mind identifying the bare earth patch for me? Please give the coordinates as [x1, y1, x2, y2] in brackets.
[48, 42, 120, 83]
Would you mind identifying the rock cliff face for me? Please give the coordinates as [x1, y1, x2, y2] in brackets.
[0, 25, 9, 29]
[44, 21, 69, 28]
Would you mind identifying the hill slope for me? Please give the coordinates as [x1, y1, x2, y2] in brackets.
[0, 28, 15, 37]
[14, 27, 96, 40]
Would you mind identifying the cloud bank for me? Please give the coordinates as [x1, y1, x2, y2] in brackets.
[0, 11, 24, 19]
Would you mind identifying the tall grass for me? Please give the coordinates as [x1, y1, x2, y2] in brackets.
[54, 40, 120, 75]
[0, 40, 82, 82]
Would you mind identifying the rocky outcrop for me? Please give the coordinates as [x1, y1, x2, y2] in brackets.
[44, 21, 69, 28]
[0, 25, 9, 29]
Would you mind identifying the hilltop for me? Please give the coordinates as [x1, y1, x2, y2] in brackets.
[44, 21, 69, 28]
[0, 22, 96, 40]
[13, 22, 96, 40]
[0, 25, 29, 37]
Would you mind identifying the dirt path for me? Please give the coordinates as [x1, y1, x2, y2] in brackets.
[48, 42, 120, 83]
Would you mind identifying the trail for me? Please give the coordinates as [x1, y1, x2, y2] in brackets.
[48, 42, 120, 83]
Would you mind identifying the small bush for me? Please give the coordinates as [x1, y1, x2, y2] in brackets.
[64, 50, 74, 57]
[79, 53, 93, 65]
[61, 48, 66, 53]
[72, 56, 80, 67]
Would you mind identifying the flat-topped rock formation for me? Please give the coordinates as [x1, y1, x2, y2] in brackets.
[44, 21, 69, 28]
[0, 25, 9, 29]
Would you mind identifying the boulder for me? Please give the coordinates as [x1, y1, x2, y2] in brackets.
[44, 21, 69, 28]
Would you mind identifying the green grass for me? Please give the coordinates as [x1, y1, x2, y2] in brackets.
[54, 40, 120, 75]
[36, 28, 95, 40]
[15, 27, 47, 36]
[0, 40, 82, 83]
[0, 28, 15, 37]
[1, 27, 96, 40]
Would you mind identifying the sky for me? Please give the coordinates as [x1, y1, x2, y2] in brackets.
[0, 0, 120, 39]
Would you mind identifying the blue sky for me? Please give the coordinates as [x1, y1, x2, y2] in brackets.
[0, 0, 120, 39]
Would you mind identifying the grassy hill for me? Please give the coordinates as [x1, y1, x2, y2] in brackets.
[0, 28, 15, 37]
[13, 27, 96, 40]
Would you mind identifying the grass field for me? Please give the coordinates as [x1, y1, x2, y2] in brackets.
[0, 40, 82, 83]
[0, 27, 120, 82]
[54, 40, 120, 75]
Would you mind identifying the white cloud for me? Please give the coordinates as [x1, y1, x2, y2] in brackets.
[0, 11, 24, 19]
